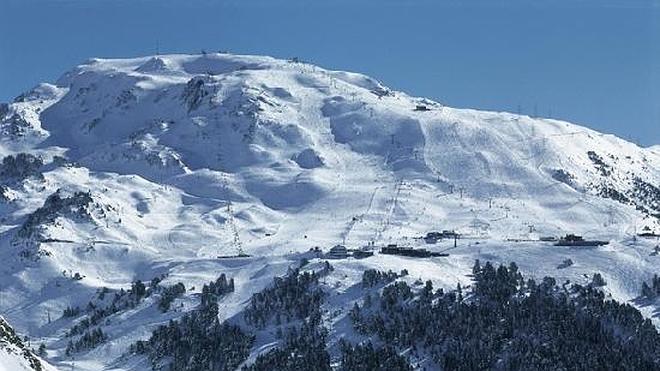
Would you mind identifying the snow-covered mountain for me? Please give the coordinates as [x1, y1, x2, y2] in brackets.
[0, 53, 659, 370]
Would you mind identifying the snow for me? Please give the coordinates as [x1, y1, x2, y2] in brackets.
[0, 346, 56, 371]
[0, 351, 32, 371]
[649, 144, 660, 155]
[0, 52, 658, 370]
[0, 316, 56, 371]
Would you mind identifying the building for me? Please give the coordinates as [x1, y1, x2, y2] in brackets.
[423, 230, 459, 244]
[555, 234, 608, 247]
[352, 250, 374, 259]
[423, 232, 442, 244]
[441, 230, 459, 238]
[380, 244, 447, 258]
[327, 244, 349, 259]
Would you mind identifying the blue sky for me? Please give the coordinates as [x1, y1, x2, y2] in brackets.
[1, 0, 658, 145]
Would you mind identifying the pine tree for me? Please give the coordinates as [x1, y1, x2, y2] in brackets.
[38, 343, 46, 357]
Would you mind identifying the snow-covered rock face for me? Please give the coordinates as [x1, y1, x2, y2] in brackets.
[0, 53, 659, 370]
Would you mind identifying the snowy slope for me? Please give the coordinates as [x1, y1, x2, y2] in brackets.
[650, 145, 660, 156]
[0, 317, 55, 371]
[0, 53, 659, 370]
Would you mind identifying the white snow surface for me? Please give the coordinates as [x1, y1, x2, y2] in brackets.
[0, 53, 659, 370]
[0, 344, 55, 371]
[0, 316, 56, 371]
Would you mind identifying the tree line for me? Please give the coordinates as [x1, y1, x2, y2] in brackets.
[349, 260, 660, 370]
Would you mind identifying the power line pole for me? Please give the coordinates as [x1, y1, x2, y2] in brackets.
[227, 201, 244, 256]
